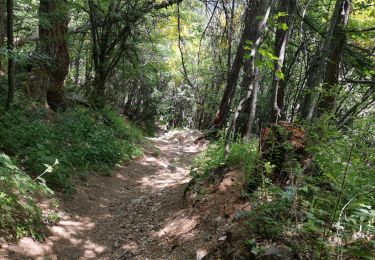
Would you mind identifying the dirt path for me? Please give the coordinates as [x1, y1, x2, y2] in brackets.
[2, 130, 211, 260]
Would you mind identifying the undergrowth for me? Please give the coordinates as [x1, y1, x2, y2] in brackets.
[244, 116, 375, 259]
[0, 103, 143, 240]
[0, 153, 53, 240]
[0, 104, 142, 191]
[190, 135, 258, 183]
[188, 137, 257, 202]
[190, 116, 375, 259]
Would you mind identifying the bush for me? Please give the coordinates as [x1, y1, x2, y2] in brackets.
[245, 115, 375, 259]
[0, 105, 142, 190]
[0, 153, 52, 240]
[190, 116, 375, 258]
[190, 136, 258, 183]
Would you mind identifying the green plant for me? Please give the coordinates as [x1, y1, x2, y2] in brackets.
[0, 153, 53, 240]
[0, 105, 143, 190]
[242, 115, 375, 258]
[190, 136, 258, 181]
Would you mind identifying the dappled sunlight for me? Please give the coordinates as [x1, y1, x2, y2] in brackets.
[2, 130, 206, 259]
[3, 238, 55, 258]
[134, 133, 203, 191]
[121, 240, 139, 252]
[141, 155, 169, 169]
[3, 213, 107, 259]
[114, 173, 129, 181]
[155, 215, 200, 240]
[139, 174, 189, 190]
[137, 156, 191, 190]
[81, 241, 106, 259]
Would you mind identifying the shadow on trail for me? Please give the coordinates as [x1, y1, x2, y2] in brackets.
[2, 130, 207, 259]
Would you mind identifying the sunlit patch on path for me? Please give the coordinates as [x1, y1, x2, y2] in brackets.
[1, 130, 208, 259]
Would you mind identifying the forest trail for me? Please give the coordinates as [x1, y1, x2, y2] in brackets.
[2, 130, 212, 260]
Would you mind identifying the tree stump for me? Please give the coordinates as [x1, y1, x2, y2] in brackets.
[256, 121, 306, 186]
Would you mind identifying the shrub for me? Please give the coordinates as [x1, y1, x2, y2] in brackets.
[190, 136, 258, 183]
[0, 153, 52, 240]
[190, 116, 375, 258]
[245, 115, 375, 259]
[0, 105, 142, 190]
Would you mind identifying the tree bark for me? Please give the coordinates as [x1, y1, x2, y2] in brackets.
[213, 6, 253, 129]
[224, 66, 255, 157]
[269, 0, 296, 123]
[240, 0, 273, 139]
[300, 0, 351, 121]
[244, 68, 259, 141]
[5, 0, 14, 110]
[0, 0, 5, 74]
[74, 34, 85, 86]
[28, 0, 69, 110]
[317, 0, 351, 116]
[214, 0, 274, 129]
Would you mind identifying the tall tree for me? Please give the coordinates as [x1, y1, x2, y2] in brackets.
[300, 0, 351, 121]
[5, 0, 14, 110]
[316, 0, 351, 116]
[28, 0, 69, 110]
[269, 0, 296, 123]
[87, 0, 182, 106]
[0, 0, 5, 73]
[224, 0, 273, 155]
[241, 0, 273, 140]
[213, 5, 252, 129]
[214, 0, 273, 129]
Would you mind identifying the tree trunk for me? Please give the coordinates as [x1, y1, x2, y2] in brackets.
[91, 68, 108, 106]
[316, 0, 351, 116]
[222, 0, 273, 155]
[239, 0, 273, 139]
[213, 4, 255, 129]
[269, 0, 296, 123]
[74, 34, 85, 86]
[244, 68, 260, 141]
[5, 0, 14, 110]
[28, 0, 69, 110]
[214, 0, 273, 130]
[224, 65, 255, 157]
[0, 0, 5, 74]
[300, 0, 351, 121]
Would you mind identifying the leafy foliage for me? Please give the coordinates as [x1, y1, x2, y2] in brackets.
[243, 115, 375, 258]
[190, 133, 258, 182]
[0, 153, 52, 240]
[0, 105, 142, 190]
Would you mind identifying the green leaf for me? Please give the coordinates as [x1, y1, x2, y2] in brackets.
[275, 70, 285, 80]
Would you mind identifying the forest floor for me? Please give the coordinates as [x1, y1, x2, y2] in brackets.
[1, 130, 249, 260]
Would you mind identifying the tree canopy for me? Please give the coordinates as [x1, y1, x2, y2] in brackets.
[0, 0, 374, 258]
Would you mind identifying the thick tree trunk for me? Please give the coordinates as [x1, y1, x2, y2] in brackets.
[240, 0, 273, 139]
[300, 0, 351, 121]
[317, 0, 351, 116]
[223, 0, 273, 155]
[5, 0, 14, 110]
[91, 69, 108, 106]
[224, 65, 255, 157]
[214, 1, 263, 129]
[28, 0, 69, 110]
[215, 0, 273, 130]
[213, 9, 252, 129]
[269, 0, 296, 123]
[0, 0, 5, 74]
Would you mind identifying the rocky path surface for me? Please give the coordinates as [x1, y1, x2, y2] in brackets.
[2, 130, 211, 260]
